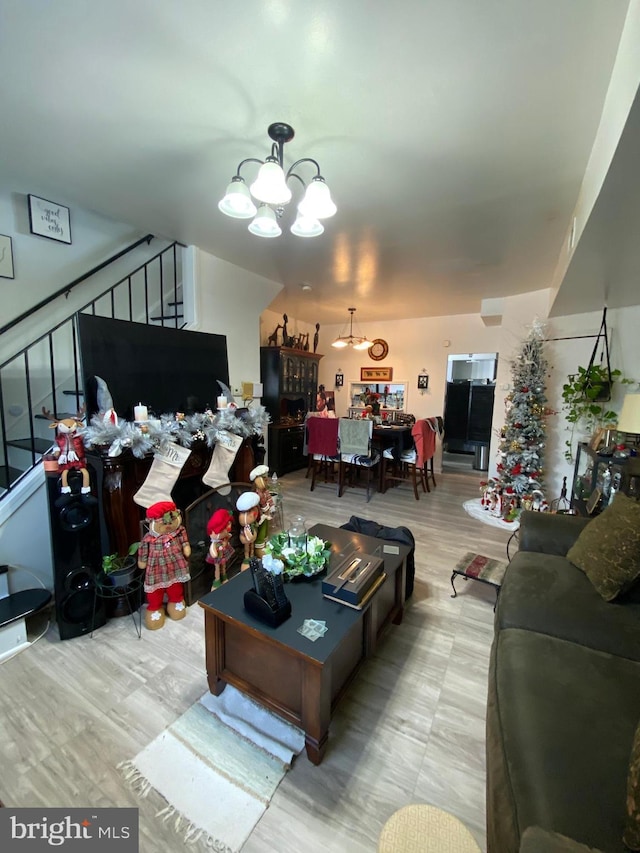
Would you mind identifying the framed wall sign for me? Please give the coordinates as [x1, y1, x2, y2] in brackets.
[417, 374, 429, 390]
[335, 373, 344, 387]
[360, 366, 393, 382]
[28, 194, 72, 244]
[0, 234, 14, 279]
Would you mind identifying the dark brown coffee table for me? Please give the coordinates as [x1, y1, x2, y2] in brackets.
[198, 523, 410, 764]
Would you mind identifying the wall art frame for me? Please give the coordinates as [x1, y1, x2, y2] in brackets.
[0, 234, 14, 279]
[417, 374, 429, 390]
[28, 194, 72, 244]
[360, 366, 393, 382]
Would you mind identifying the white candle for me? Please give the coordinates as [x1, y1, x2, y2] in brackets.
[134, 403, 148, 422]
[217, 396, 227, 409]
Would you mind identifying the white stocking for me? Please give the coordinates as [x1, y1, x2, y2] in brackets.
[133, 444, 192, 508]
[202, 431, 243, 491]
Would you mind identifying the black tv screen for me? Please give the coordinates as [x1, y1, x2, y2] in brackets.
[78, 314, 229, 421]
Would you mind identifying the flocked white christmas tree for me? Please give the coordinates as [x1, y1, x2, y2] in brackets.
[494, 320, 550, 519]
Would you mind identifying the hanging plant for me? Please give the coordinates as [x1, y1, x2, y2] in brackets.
[561, 364, 633, 462]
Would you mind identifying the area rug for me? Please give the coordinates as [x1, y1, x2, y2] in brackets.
[119, 685, 305, 852]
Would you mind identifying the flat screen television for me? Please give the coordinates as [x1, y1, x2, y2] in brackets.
[78, 314, 229, 421]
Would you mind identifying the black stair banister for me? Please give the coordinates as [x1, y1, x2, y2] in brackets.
[1, 237, 184, 500]
[0, 234, 154, 337]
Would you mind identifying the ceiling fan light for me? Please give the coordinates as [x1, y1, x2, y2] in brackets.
[250, 158, 292, 205]
[218, 177, 257, 219]
[298, 177, 337, 219]
[290, 213, 324, 238]
[248, 204, 282, 238]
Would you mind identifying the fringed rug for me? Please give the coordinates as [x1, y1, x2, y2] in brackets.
[119, 685, 305, 852]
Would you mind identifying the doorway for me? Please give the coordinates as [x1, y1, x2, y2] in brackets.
[442, 353, 498, 473]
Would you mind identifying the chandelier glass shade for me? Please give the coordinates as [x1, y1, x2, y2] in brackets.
[218, 123, 336, 238]
[331, 308, 370, 350]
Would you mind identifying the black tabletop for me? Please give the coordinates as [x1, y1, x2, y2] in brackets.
[199, 524, 409, 664]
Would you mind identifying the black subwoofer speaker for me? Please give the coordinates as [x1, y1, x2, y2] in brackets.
[45, 467, 106, 640]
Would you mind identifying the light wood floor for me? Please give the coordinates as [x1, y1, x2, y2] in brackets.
[0, 465, 510, 853]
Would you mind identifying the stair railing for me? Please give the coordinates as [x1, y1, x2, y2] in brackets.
[0, 237, 185, 499]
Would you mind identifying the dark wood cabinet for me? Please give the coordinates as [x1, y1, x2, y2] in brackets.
[260, 346, 322, 475]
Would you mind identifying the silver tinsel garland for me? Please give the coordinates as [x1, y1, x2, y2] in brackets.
[80, 406, 271, 459]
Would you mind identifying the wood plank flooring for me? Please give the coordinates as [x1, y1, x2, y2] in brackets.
[0, 466, 510, 852]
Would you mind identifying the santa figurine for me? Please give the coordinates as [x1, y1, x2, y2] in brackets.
[236, 491, 260, 570]
[206, 508, 234, 589]
[249, 464, 276, 557]
[137, 501, 191, 631]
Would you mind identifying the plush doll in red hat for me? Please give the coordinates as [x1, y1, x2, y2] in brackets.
[137, 500, 191, 631]
[206, 508, 234, 589]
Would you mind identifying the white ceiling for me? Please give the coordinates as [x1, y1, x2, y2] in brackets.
[0, 0, 635, 325]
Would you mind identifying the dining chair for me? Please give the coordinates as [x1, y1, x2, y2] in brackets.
[381, 441, 427, 500]
[411, 416, 441, 491]
[338, 418, 380, 502]
[306, 416, 340, 492]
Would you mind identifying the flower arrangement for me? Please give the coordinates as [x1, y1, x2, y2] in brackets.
[264, 531, 331, 579]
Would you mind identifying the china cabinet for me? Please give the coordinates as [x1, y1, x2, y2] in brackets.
[260, 347, 323, 475]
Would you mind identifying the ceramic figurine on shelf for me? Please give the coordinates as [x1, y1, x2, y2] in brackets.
[236, 491, 260, 570]
[249, 464, 276, 558]
[530, 489, 548, 512]
[206, 508, 234, 589]
[138, 501, 191, 631]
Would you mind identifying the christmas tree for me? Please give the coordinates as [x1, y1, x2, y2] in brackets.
[495, 322, 549, 519]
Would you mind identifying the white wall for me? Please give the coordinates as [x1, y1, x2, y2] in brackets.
[0, 189, 151, 358]
[193, 251, 283, 404]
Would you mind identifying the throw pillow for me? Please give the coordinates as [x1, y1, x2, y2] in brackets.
[566, 492, 640, 601]
[624, 719, 640, 850]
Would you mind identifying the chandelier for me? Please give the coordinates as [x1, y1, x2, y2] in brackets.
[217, 122, 336, 239]
[331, 308, 370, 350]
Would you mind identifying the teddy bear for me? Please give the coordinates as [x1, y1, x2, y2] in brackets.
[206, 508, 234, 589]
[249, 464, 276, 557]
[137, 500, 191, 630]
[236, 491, 260, 570]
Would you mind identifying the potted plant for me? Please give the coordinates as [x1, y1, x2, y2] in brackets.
[561, 364, 633, 462]
[101, 542, 140, 586]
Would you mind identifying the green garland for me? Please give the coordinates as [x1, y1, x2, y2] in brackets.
[81, 406, 270, 459]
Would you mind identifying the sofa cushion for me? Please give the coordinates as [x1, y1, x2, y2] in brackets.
[520, 826, 605, 852]
[625, 719, 640, 850]
[566, 493, 640, 601]
[488, 629, 640, 852]
[497, 553, 640, 661]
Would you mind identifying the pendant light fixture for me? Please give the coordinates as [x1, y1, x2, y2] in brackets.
[218, 122, 336, 239]
[331, 308, 370, 350]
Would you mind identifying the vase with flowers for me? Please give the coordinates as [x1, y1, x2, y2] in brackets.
[264, 531, 331, 581]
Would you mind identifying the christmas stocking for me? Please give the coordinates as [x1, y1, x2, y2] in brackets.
[202, 431, 243, 492]
[133, 444, 192, 508]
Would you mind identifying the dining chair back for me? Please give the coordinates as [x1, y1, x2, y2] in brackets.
[306, 416, 340, 492]
[338, 418, 380, 502]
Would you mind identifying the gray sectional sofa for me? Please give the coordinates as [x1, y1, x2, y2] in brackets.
[486, 509, 640, 852]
